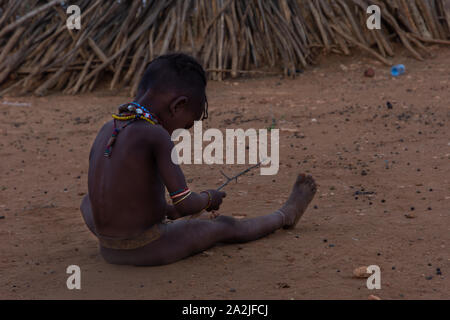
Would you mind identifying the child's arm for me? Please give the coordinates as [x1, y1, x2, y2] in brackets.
[151, 127, 225, 218]
[165, 204, 181, 220]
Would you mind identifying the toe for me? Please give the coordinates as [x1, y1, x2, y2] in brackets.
[296, 173, 306, 184]
[305, 175, 315, 185]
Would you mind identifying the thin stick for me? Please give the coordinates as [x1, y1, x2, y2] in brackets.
[410, 33, 450, 45]
[0, 0, 60, 38]
[330, 25, 392, 65]
[206, 68, 279, 75]
[216, 161, 263, 191]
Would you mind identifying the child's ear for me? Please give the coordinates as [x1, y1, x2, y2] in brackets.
[169, 96, 188, 116]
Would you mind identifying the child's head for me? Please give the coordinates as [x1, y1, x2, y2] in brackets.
[136, 53, 208, 134]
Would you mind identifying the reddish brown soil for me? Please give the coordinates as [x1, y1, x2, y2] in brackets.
[1, 47, 449, 299]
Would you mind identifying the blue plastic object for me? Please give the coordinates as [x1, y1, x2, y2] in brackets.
[391, 64, 405, 77]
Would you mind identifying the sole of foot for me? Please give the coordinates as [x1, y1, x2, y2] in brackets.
[281, 173, 317, 229]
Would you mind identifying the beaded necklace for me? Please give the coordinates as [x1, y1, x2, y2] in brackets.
[104, 102, 161, 158]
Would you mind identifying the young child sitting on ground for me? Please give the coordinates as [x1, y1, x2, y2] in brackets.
[80, 53, 317, 266]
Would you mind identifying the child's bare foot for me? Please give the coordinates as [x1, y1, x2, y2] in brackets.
[280, 174, 317, 229]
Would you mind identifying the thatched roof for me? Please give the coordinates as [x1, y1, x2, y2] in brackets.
[0, 0, 449, 96]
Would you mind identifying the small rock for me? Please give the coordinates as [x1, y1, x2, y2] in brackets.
[201, 251, 213, 257]
[404, 213, 416, 219]
[368, 295, 381, 300]
[364, 68, 375, 78]
[353, 266, 370, 278]
[340, 64, 348, 72]
[277, 282, 290, 289]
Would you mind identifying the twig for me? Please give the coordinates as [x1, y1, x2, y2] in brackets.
[216, 161, 263, 191]
[206, 68, 279, 75]
[0, 0, 61, 38]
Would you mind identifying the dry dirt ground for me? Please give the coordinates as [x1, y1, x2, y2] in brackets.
[1, 48, 449, 300]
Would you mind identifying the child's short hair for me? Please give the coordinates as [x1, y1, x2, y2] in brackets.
[138, 53, 208, 119]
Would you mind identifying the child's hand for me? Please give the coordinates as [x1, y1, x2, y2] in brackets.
[205, 190, 226, 212]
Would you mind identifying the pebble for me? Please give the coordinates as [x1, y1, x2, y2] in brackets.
[353, 266, 370, 278]
[368, 295, 381, 300]
[364, 68, 375, 78]
[387, 101, 393, 109]
[229, 288, 236, 292]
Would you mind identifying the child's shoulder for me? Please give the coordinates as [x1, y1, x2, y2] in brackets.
[121, 121, 173, 151]
[99, 119, 168, 139]
[95, 119, 172, 155]
[134, 122, 170, 142]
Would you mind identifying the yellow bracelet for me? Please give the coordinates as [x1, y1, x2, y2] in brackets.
[173, 191, 192, 205]
[200, 191, 212, 211]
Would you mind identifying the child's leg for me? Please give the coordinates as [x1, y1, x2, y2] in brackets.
[100, 174, 316, 266]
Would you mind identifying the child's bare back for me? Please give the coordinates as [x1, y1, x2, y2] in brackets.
[80, 53, 317, 266]
[84, 120, 170, 239]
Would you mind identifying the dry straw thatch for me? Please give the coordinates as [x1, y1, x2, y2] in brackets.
[0, 0, 449, 96]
